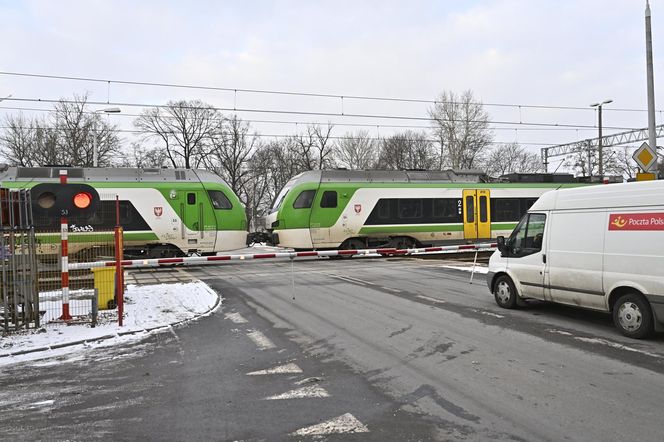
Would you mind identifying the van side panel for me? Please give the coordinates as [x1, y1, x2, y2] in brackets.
[546, 210, 606, 310]
[603, 208, 664, 305]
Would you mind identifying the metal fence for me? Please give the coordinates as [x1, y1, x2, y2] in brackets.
[1, 188, 39, 332]
[35, 228, 117, 324]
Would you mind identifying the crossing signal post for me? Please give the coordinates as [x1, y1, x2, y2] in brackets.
[31, 172, 100, 320]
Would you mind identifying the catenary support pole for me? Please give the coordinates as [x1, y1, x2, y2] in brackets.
[115, 195, 124, 326]
[646, 1, 658, 173]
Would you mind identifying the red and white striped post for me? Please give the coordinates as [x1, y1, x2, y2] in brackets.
[59, 169, 72, 321]
[115, 195, 124, 326]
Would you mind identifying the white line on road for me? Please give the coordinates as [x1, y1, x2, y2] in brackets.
[246, 330, 276, 350]
[478, 310, 505, 318]
[415, 295, 446, 304]
[574, 337, 661, 358]
[224, 312, 248, 324]
[247, 363, 303, 375]
[291, 413, 369, 436]
[264, 385, 330, 400]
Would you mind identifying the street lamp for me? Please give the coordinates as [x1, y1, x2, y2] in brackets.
[590, 99, 612, 177]
[93, 107, 121, 167]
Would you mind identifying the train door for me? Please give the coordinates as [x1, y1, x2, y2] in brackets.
[309, 189, 338, 247]
[462, 189, 491, 240]
[182, 191, 217, 250]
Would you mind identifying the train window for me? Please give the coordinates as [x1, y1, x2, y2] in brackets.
[293, 190, 315, 209]
[465, 196, 474, 223]
[187, 193, 196, 205]
[398, 199, 422, 218]
[491, 199, 520, 222]
[432, 199, 458, 221]
[208, 190, 232, 210]
[320, 191, 337, 208]
[479, 195, 488, 223]
[377, 200, 391, 219]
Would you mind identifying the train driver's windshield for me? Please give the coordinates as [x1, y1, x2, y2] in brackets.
[271, 186, 291, 212]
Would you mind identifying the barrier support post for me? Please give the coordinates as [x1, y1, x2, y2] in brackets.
[115, 195, 124, 326]
[59, 169, 72, 321]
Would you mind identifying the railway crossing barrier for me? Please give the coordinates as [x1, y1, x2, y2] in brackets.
[67, 242, 498, 271]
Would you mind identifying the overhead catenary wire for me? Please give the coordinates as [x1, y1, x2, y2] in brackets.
[0, 105, 615, 132]
[0, 70, 661, 113]
[1, 97, 639, 131]
[0, 124, 559, 146]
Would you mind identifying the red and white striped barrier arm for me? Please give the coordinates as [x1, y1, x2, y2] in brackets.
[68, 242, 497, 271]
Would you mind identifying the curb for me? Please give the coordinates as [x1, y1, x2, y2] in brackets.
[0, 284, 222, 360]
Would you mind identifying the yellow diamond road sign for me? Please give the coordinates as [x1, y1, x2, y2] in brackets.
[632, 142, 658, 171]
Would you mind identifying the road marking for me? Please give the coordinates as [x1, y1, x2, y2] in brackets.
[291, 413, 369, 436]
[264, 385, 330, 400]
[383, 287, 403, 293]
[326, 273, 371, 286]
[246, 330, 276, 350]
[573, 337, 661, 358]
[247, 363, 303, 375]
[225, 312, 248, 324]
[415, 295, 446, 304]
[29, 400, 54, 407]
[478, 310, 505, 318]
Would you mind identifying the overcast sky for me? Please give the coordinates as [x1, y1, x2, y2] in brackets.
[0, 0, 662, 170]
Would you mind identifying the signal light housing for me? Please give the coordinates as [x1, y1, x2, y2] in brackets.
[31, 183, 99, 218]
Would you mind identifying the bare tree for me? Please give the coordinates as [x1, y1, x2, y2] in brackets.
[334, 130, 377, 170]
[54, 93, 120, 167]
[483, 143, 542, 177]
[0, 95, 120, 167]
[376, 131, 439, 170]
[292, 123, 335, 170]
[134, 100, 218, 169]
[429, 90, 493, 169]
[204, 115, 257, 197]
[0, 114, 41, 166]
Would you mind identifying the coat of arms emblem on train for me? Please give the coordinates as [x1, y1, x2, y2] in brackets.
[154, 206, 163, 217]
[354, 204, 362, 214]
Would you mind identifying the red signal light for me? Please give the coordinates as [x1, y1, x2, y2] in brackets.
[73, 192, 92, 209]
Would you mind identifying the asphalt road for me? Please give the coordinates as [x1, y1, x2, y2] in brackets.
[1, 256, 663, 441]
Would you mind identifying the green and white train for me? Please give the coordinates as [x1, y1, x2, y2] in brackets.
[0, 166, 247, 257]
[264, 170, 588, 250]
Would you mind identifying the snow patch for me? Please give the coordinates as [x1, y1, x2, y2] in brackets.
[0, 281, 219, 366]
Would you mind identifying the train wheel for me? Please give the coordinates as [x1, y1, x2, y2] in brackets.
[338, 238, 365, 258]
[392, 236, 415, 250]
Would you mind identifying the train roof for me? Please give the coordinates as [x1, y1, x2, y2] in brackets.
[287, 169, 491, 185]
[0, 165, 230, 186]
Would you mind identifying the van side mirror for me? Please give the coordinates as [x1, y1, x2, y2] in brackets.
[496, 236, 506, 255]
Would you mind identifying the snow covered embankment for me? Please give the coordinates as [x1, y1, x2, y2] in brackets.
[0, 281, 220, 365]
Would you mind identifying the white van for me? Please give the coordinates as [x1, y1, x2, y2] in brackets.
[487, 180, 664, 339]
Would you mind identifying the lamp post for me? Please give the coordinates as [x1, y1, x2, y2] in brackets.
[93, 107, 121, 167]
[590, 99, 612, 177]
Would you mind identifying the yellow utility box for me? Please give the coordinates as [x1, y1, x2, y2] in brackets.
[92, 267, 117, 310]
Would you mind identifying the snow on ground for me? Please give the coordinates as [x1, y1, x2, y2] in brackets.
[440, 264, 490, 274]
[0, 281, 219, 366]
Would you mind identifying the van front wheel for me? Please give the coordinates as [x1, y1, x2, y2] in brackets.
[494, 275, 518, 309]
[613, 294, 654, 339]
